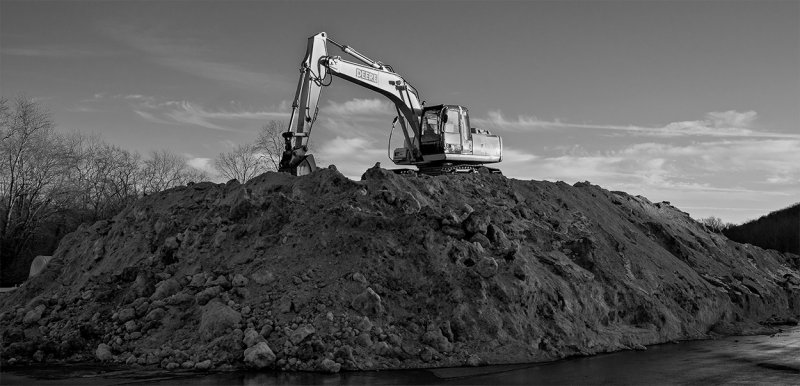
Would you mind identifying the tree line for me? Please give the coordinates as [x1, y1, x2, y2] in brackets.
[1, 96, 287, 285]
[722, 203, 800, 255]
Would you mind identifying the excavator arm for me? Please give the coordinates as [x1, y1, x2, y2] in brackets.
[279, 32, 423, 175]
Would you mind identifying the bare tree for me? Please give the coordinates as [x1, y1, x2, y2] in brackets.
[699, 216, 728, 233]
[140, 149, 207, 195]
[214, 143, 267, 183]
[0, 97, 11, 142]
[1, 97, 61, 236]
[68, 133, 142, 220]
[106, 144, 142, 210]
[1, 98, 217, 284]
[181, 166, 208, 187]
[0, 97, 77, 283]
[255, 120, 286, 172]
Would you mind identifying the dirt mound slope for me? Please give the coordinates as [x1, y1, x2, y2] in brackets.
[2, 165, 799, 371]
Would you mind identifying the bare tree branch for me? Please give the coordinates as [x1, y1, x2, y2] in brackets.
[699, 216, 729, 233]
[0, 96, 76, 270]
[214, 143, 267, 183]
[255, 120, 286, 172]
[140, 150, 206, 195]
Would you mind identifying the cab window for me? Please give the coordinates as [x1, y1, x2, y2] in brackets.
[443, 109, 460, 133]
[423, 111, 440, 135]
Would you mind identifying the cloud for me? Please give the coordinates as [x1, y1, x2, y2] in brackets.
[171, 101, 287, 121]
[134, 110, 175, 125]
[219, 139, 238, 150]
[99, 93, 291, 132]
[493, 147, 540, 179]
[766, 175, 793, 184]
[321, 98, 394, 116]
[160, 57, 281, 91]
[497, 137, 799, 223]
[617, 139, 800, 181]
[76, 93, 179, 111]
[527, 154, 631, 182]
[247, 97, 407, 178]
[535, 139, 800, 189]
[1, 47, 116, 57]
[99, 23, 285, 91]
[705, 110, 757, 128]
[315, 136, 386, 179]
[476, 110, 797, 139]
[77, 93, 107, 103]
[503, 147, 539, 163]
[66, 106, 103, 113]
[81, 93, 395, 137]
[278, 97, 399, 141]
[478, 111, 552, 130]
[161, 102, 290, 132]
[186, 156, 215, 174]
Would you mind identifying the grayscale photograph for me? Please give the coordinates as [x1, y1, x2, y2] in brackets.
[1, 1, 798, 384]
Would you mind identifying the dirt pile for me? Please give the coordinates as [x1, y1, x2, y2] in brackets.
[2, 165, 799, 372]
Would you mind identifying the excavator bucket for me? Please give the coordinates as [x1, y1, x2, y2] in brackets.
[295, 154, 317, 176]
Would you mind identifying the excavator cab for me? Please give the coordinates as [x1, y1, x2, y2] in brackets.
[414, 105, 468, 156]
[395, 105, 502, 169]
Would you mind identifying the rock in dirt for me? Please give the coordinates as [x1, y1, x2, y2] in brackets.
[95, 343, 112, 361]
[145, 307, 166, 322]
[199, 300, 241, 340]
[124, 320, 138, 332]
[319, 358, 341, 373]
[351, 287, 384, 315]
[476, 256, 498, 278]
[23, 305, 45, 325]
[232, 274, 248, 287]
[355, 332, 372, 347]
[420, 346, 436, 362]
[118, 308, 135, 323]
[356, 316, 373, 332]
[194, 359, 213, 370]
[243, 342, 276, 368]
[131, 273, 156, 298]
[289, 325, 315, 345]
[242, 327, 265, 347]
[250, 269, 274, 285]
[352, 272, 368, 285]
[189, 273, 207, 288]
[422, 327, 453, 353]
[151, 278, 181, 300]
[195, 286, 221, 305]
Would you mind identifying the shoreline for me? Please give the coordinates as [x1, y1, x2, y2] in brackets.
[3, 326, 798, 385]
[2, 321, 792, 372]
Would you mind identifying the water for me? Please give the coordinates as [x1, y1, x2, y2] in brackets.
[3, 327, 798, 385]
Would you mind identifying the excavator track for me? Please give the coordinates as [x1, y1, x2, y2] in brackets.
[393, 165, 503, 176]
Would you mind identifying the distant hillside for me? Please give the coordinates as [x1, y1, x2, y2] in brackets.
[723, 203, 800, 255]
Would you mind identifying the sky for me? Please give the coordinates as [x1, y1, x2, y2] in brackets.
[1, 0, 798, 224]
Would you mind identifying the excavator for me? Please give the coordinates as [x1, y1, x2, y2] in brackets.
[279, 32, 503, 176]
